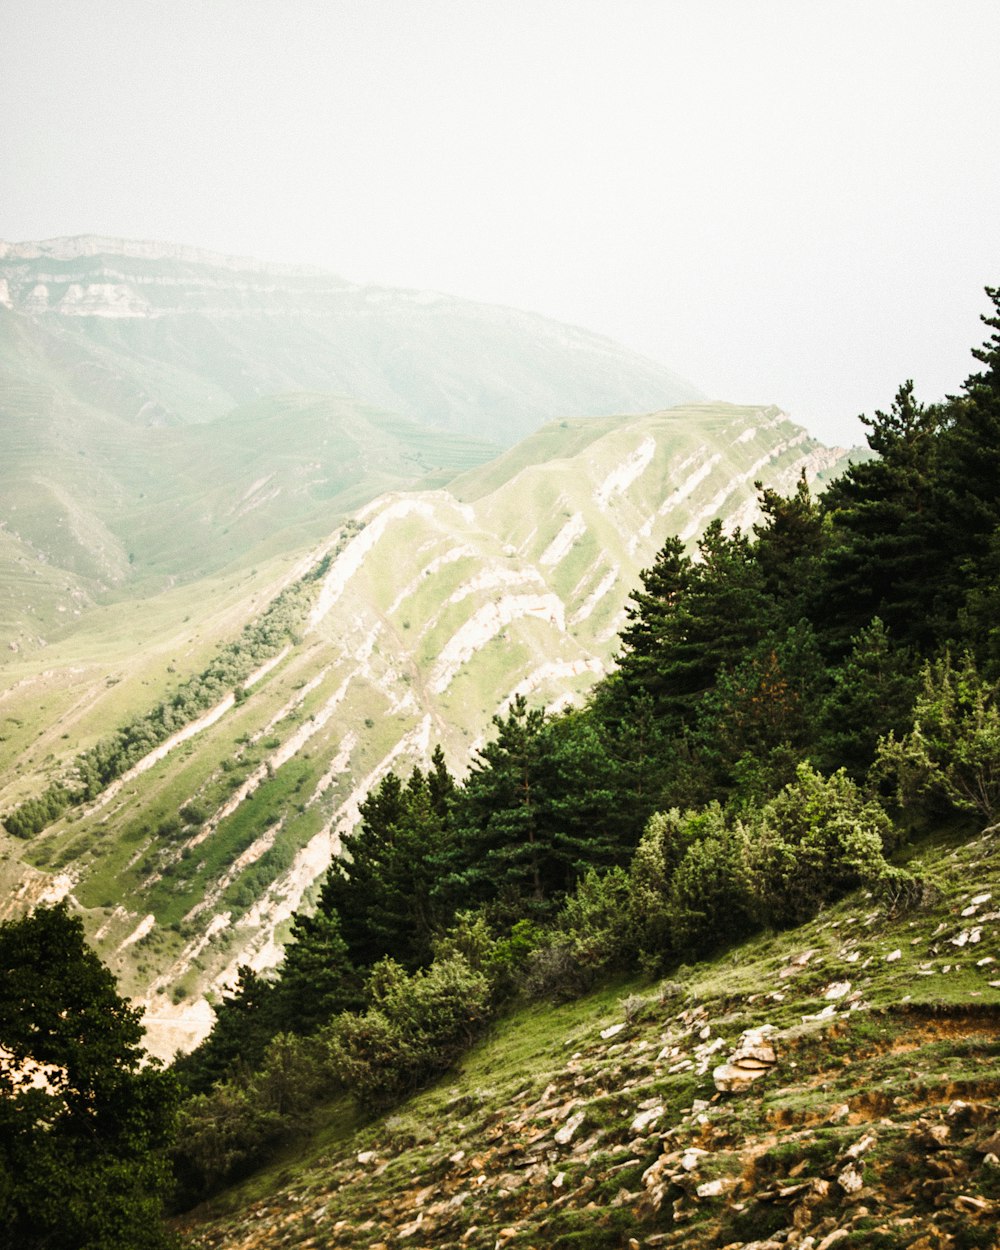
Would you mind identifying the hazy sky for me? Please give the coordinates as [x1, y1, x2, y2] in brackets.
[2, 0, 998, 447]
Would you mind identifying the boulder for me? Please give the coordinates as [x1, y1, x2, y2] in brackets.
[713, 1026, 778, 1092]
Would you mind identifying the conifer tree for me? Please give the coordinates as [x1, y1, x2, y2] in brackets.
[0, 905, 177, 1250]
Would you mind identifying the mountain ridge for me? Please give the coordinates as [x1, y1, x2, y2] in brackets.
[0, 402, 851, 1059]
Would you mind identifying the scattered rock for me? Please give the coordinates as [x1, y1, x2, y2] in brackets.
[696, 1177, 734, 1199]
[801, 1003, 838, 1024]
[600, 1022, 626, 1039]
[714, 1026, 778, 1092]
[842, 1132, 877, 1161]
[816, 1230, 850, 1250]
[779, 949, 817, 978]
[630, 1105, 664, 1134]
[554, 1110, 586, 1145]
[837, 1162, 864, 1194]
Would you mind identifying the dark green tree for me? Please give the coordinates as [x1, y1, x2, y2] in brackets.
[318, 755, 457, 971]
[173, 964, 278, 1096]
[934, 287, 1000, 636]
[752, 470, 827, 619]
[274, 908, 360, 1035]
[819, 381, 946, 651]
[0, 904, 177, 1250]
[816, 617, 918, 778]
[613, 522, 772, 734]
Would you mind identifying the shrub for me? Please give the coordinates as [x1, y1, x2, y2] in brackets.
[323, 955, 491, 1108]
[874, 650, 1000, 823]
[666, 822, 754, 954]
[626, 803, 733, 967]
[746, 762, 894, 928]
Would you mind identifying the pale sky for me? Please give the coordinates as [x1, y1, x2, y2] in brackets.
[2, 0, 998, 447]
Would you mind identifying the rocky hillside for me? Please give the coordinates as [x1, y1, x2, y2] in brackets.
[175, 823, 1000, 1250]
[0, 402, 851, 1059]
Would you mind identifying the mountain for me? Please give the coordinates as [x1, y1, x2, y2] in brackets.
[0, 235, 703, 649]
[0, 401, 851, 1059]
[0, 236, 700, 443]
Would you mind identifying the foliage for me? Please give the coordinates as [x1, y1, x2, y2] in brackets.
[172, 1031, 329, 1205]
[746, 763, 895, 927]
[318, 748, 456, 971]
[170, 287, 1000, 1212]
[323, 955, 491, 1109]
[874, 649, 1000, 822]
[2, 572, 317, 839]
[0, 905, 177, 1250]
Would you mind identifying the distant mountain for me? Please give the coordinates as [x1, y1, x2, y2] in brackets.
[0, 236, 702, 443]
[0, 401, 851, 1059]
[0, 235, 703, 648]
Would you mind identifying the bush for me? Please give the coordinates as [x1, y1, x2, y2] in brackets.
[666, 822, 754, 954]
[323, 955, 491, 1109]
[746, 762, 895, 928]
[874, 650, 1000, 823]
[172, 1031, 328, 1206]
[626, 804, 736, 967]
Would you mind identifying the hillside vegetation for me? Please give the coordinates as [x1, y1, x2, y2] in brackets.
[0, 400, 842, 1058]
[174, 823, 1000, 1250]
[0, 235, 703, 646]
[155, 285, 1000, 1249]
[4, 270, 1000, 1247]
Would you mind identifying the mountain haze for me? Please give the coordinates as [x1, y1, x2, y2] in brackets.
[0, 236, 701, 441]
[0, 235, 704, 650]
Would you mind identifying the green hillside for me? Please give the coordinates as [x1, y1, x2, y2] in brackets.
[175, 823, 1000, 1249]
[0, 235, 711, 648]
[0, 401, 850, 1059]
[4, 286, 1000, 1250]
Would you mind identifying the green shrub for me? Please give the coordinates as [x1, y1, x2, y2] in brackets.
[322, 954, 491, 1109]
[666, 821, 754, 954]
[746, 762, 894, 927]
[874, 649, 1000, 823]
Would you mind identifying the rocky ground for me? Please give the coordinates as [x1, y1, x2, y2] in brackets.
[176, 827, 1000, 1250]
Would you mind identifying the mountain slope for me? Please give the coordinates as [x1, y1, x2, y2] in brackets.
[174, 823, 1000, 1249]
[0, 236, 702, 443]
[0, 235, 704, 647]
[0, 402, 851, 1059]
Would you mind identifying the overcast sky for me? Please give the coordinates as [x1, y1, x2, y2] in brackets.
[2, 0, 998, 447]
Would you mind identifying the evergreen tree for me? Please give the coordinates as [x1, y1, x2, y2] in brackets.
[816, 617, 918, 778]
[274, 909, 360, 1035]
[318, 760, 456, 971]
[173, 965, 278, 1095]
[446, 696, 551, 907]
[0, 905, 177, 1250]
[614, 522, 772, 734]
[752, 471, 826, 620]
[934, 287, 1000, 633]
[819, 381, 946, 651]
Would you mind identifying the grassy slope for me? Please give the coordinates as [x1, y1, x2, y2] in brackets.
[0, 403, 855, 1055]
[176, 822, 1000, 1250]
[0, 312, 501, 647]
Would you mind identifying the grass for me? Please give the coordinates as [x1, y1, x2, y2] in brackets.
[173, 821, 1000, 1249]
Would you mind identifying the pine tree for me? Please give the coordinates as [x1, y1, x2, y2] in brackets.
[0, 905, 177, 1250]
[819, 381, 946, 651]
